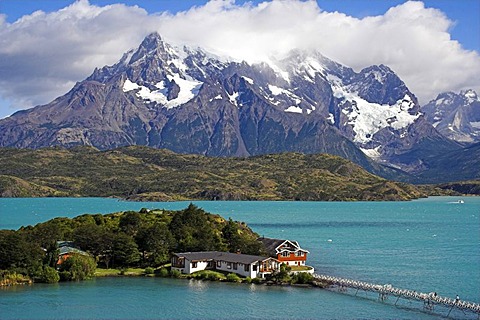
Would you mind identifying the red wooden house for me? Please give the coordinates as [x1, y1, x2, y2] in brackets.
[259, 237, 309, 266]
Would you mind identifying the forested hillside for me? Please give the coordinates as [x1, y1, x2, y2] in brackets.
[0, 146, 427, 201]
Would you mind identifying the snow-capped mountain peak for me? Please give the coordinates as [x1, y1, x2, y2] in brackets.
[0, 32, 455, 174]
[422, 89, 480, 143]
[462, 89, 479, 103]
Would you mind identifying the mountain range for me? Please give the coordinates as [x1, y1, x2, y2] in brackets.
[0, 32, 478, 184]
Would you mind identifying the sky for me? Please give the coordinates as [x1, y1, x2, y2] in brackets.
[0, 0, 479, 119]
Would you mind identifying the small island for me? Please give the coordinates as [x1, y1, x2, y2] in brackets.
[0, 204, 317, 287]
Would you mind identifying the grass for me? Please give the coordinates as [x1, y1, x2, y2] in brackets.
[290, 265, 313, 271]
[190, 270, 227, 281]
[95, 268, 145, 277]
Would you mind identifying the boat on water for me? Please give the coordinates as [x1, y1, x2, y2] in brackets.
[457, 200, 465, 204]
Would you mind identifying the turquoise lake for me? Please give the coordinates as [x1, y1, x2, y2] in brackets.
[1, 197, 479, 319]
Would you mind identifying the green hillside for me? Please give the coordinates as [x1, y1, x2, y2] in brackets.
[0, 146, 428, 201]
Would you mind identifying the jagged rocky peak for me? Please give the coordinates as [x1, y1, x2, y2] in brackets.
[350, 64, 416, 107]
[422, 89, 480, 143]
[129, 32, 174, 64]
[461, 89, 478, 102]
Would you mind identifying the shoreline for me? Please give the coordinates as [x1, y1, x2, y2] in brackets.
[2, 268, 328, 289]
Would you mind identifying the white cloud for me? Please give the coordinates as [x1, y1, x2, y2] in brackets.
[0, 0, 479, 118]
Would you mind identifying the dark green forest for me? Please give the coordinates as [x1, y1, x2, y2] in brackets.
[0, 204, 263, 284]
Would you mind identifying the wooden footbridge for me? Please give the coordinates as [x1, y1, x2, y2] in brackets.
[313, 273, 480, 318]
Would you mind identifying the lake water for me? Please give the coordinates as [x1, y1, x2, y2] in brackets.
[1, 197, 479, 319]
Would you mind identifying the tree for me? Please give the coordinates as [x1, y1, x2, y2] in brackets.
[28, 218, 74, 248]
[43, 241, 60, 268]
[111, 233, 140, 267]
[58, 254, 96, 281]
[169, 204, 221, 252]
[222, 218, 241, 252]
[136, 223, 175, 266]
[0, 230, 43, 272]
[73, 224, 103, 253]
[221, 218, 264, 255]
[119, 211, 142, 236]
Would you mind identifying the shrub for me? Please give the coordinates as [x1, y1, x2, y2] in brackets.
[244, 277, 252, 284]
[170, 269, 181, 278]
[191, 270, 226, 281]
[293, 272, 314, 284]
[206, 272, 223, 281]
[252, 277, 263, 284]
[226, 273, 242, 283]
[59, 271, 72, 281]
[144, 267, 154, 275]
[39, 266, 60, 283]
[156, 267, 169, 277]
[270, 263, 291, 283]
[0, 272, 32, 286]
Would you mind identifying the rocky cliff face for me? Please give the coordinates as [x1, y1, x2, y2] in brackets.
[0, 32, 458, 174]
[422, 90, 480, 144]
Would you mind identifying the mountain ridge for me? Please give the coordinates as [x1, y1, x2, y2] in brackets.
[0, 32, 462, 179]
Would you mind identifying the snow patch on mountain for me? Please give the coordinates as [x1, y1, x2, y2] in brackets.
[242, 76, 254, 84]
[463, 89, 479, 103]
[267, 84, 304, 112]
[285, 106, 303, 113]
[360, 146, 381, 160]
[268, 85, 285, 96]
[228, 91, 239, 107]
[122, 76, 203, 108]
[298, 57, 326, 82]
[364, 70, 384, 83]
[329, 76, 419, 144]
[327, 113, 335, 124]
[123, 79, 141, 92]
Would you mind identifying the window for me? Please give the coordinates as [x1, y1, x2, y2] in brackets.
[192, 262, 197, 268]
[244, 264, 249, 272]
[282, 251, 289, 257]
[217, 261, 221, 268]
[296, 251, 304, 257]
[233, 263, 238, 270]
[252, 264, 257, 271]
[227, 262, 232, 269]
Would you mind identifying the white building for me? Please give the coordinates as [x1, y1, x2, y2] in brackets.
[171, 251, 280, 278]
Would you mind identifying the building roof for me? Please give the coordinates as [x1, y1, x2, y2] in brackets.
[173, 251, 275, 265]
[57, 240, 75, 248]
[58, 246, 89, 256]
[258, 237, 308, 256]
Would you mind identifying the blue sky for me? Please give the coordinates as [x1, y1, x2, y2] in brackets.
[0, 0, 479, 119]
